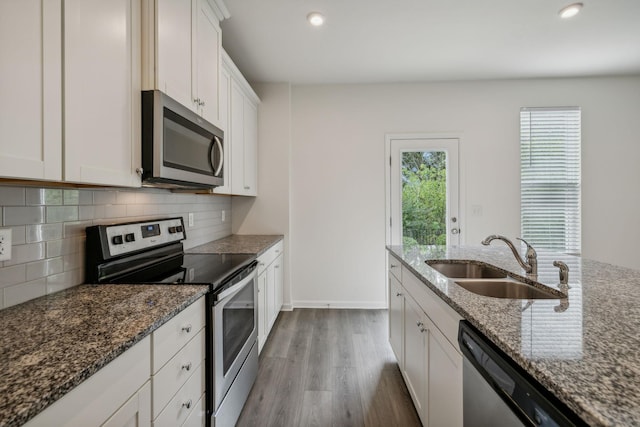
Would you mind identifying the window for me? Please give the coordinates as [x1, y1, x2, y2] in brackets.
[520, 107, 581, 254]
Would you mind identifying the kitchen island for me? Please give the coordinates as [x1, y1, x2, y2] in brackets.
[387, 244, 640, 427]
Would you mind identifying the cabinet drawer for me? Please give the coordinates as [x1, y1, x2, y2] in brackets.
[152, 297, 205, 374]
[257, 240, 283, 274]
[153, 363, 205, 427]
[181, 394, 205, 427]
[388, 253, 402, 282]
[152, 329, 205, 418]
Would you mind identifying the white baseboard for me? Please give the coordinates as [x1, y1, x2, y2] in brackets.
[281, 303, 294, 311]
[292, 300, 388, 309]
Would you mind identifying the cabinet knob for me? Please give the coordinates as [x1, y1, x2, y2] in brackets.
[181, 362, 192, 371]
[181, 324, 192, 333]
[244, 186, 250, 190]
[182, 399, 193, 409]
[390, 264, 398, 269]
[396, 292, 402, 297]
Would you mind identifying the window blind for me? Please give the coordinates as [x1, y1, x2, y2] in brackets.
[520, 107, 581, 254]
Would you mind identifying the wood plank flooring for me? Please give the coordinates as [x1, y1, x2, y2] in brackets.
[237, 309, 422, 427]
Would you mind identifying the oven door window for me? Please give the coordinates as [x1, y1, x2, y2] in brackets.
[163, 107, 215, 176]
[222, 282, 255, 374]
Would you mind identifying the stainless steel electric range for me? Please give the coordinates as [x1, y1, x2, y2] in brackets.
[85, 217, 258, 427]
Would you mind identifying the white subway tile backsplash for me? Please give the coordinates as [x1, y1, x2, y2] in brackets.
[4, 242, 46, 267]
[115, 191, 137, 205]
[93, 190, 117, 205]
[26, 188, 63, 206]
[0, 187, 25, 206]
[0, 264, 27, 288]
[4, 279, 47, 308]
[46, 269, 83, 294]
[4, 206, 45, 226]
[104, 204, 127, 218]
[26, 258, 64, 281]
[10, 226, 26, 245]
[0, 184, 231, 309]
[78, 206, 95, 221]
[26, 223, 63, 243]
[46, 206, 79, 223]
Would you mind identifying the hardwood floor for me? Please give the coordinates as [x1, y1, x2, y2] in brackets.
[237, 309, 422, 427]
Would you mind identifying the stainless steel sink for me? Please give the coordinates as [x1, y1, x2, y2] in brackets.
[454, 279, 560, 299]
[426, 261, 507, 279]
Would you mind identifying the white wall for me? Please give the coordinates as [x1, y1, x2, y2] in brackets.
[232, 83, 293, 308]
[286, 76, 640, 308]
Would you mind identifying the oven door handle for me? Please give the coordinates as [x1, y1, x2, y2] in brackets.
[216, 270, 256, 302]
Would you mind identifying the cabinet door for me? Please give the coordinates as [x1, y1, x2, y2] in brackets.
[257, 270, 267, 353]
[101, 381, 151, 427]
[242, 96, 258, 195]
[274, 253, 284, 315]
[403, 295, 428, 425]
[427, 317, 463, 427]
[230, 81, 246, 195]
[63, 0, 142, 187]
[0, 0, 61, 181]
[388, 274, 404, 368]
[156, 0, 194, 110]
[194, 0, 221, 125]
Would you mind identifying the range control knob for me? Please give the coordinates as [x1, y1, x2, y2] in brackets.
[125, 233, 135, 242]
[176, 225, 184, 233]
[168, 226, 177, 234]
[112, 235, 124, 245]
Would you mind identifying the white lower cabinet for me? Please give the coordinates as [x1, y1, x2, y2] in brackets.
[388, 273, 404, 368]
[257, 241, 284, 352]
[24, 336, 151, 427]
[151, 297, 206, 427]
[388, 253, 463, 427]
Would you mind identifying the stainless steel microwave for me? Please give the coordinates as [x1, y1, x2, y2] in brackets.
[141, 90, 224, 189]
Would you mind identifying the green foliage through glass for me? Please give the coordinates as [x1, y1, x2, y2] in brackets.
[401, 151, 447, 246]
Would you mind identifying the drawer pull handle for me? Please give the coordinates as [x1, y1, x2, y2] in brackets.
[182, 399, 193, 409]
[182, 362, 192, 371]
[396, 292, 402, 297]
[182, 324, 192, 333]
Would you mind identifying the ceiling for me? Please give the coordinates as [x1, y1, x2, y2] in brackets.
[220, 0, 640, 85]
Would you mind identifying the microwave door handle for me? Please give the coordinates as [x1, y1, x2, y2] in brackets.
[212, 136, 224, 177]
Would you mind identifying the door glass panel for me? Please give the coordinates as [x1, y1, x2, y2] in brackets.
[401, 151, 447, 245]
[163, 108, 214, 175]
[222, 280, 255, 374]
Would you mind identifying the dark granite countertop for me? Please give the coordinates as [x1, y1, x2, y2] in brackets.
[0, 284, 209, 427]
[387, 244, 640, 427]
[187, 234, 283, 256]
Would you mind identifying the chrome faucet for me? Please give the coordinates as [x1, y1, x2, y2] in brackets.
[481, 235, 538, 280]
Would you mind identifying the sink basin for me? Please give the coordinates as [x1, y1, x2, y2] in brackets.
[426, 261, 507, 279]
[454, 279, 560, 299]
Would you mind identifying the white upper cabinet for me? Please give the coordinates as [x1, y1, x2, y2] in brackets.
[145, 0, 226, 128]
[64, 0, 142, 187]
[215, 50, 259, 196]
[0, 0, 141, 187]
[0, 0, 62, 181]
[194, 0, 222, 125]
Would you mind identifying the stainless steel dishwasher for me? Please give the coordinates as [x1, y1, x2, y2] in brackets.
[458, 321, 585, 427]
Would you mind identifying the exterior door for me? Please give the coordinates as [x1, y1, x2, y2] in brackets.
[387, 136, 460, 246]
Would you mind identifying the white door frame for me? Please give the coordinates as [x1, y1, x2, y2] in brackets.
[385, 133, 463, 246]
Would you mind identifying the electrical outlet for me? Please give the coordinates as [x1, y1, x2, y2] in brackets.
[221, 210, 226, 222]
[0, 228, 12, 261]
[188, 213, 194, 227]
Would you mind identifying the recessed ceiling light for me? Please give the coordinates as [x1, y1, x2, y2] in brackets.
[307, 12, 325, 27]
[559, 2, 583, 19]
